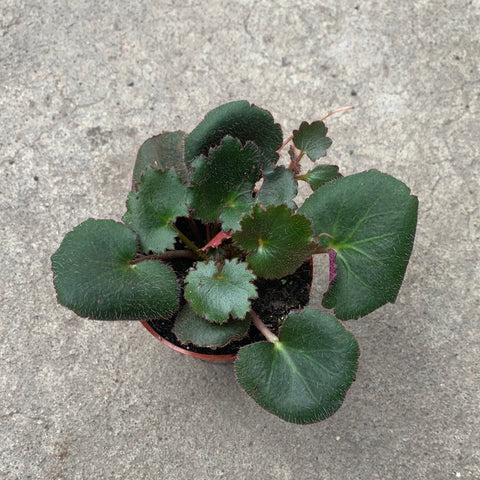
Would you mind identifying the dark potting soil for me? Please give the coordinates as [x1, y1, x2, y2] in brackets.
[145, 259, 312, 357]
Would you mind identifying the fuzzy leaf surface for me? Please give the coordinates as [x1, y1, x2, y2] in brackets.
[233, 205, 315, 279]
[133, 131, 187, 185]
[123, 168, 189, 253]
[293, 121, 332, 160]
[190, 136, 263, 231]
[173, 304, 250, 348]
[235, 308, 359, 424]
[184, 259, 257, 323]
[299, 165, 341, 190]
[51, 219, 179, 320]
[257, 166, 298, 209]
[299, 170, 418, 319]
[185, 100, 282, 168]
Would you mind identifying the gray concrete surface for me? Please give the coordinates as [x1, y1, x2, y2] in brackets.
[1, 1, 479, 478]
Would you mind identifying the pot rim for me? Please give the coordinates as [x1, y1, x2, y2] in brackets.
[141, 320, 236, 362]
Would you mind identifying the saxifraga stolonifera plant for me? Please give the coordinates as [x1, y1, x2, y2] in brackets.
[51, 101, 418, 424]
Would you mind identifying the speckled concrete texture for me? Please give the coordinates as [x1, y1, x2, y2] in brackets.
[1, 1, 479, 479]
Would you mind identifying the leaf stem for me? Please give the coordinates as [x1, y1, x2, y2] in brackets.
[320, 105, 355, 122]
[249, 310, 279, 344]
[288, 149, 304, 174]
[161, 250, 199, 260]
[277, 134, 293, 153]
[171, 224, 207, 259]
[130, 249, 198, 265]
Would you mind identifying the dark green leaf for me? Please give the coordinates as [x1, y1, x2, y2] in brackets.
[184, 259, 257, 323]
[173, 304, 250, 348]
[235, 308, 359, 424]
[293, 121, 332, 160]
[51, 219, 180, 320]
[190, 136, 263, 231]
[257, 166, 298, 208]
[185, 100, 283, 168]
[299, 165, 341, 190]
[133, 131, 187, 185]
[123, 168, 189, 253]
[299, 170, 418, 319]
[233, 205, 315, 279]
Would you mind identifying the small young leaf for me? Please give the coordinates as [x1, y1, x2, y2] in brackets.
[185, 100, 283, 168]
[51, 219, 180, 320]
[235, 308, 359, 424]
[123, 168, 189, 253]
[184, 259, 257, 324]
[299, 170, 418, 319]
[233, 205, 315, 279]
[190, 136, 263, 231]
[299, 165, 341, 190]
[257, 166, 298, 208]
[173, 304, 250, 348]
[293, 121, 332, 160]
[133, 131, 187, 185]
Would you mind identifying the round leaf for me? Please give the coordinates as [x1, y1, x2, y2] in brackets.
[257, 166, 298, 208]
[299, 170, 418, 319]
[51, 219, 180, 320]
[233, 205, 315, 279]
[133, 131, 187, 185]
[185, 100, 283, 168]
[173, 304, 250, 348]
[184, 259, 257, 323]
[190, 136, 263, 231]
[235, 308, 359, 424]
[123, 168, 189, 253]
[293, 121, 332, 160]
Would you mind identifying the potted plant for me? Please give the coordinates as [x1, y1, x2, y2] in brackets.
[51, 100, 418, 424]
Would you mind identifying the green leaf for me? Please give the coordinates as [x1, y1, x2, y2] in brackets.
[233, 205, 315, 279]
[299, 170, 418, 319]
[190, 136, 263, 231]
[173, 304, 250, 348]
[299, 165, 341, 190]
[235, 308, 359, 424]
[123, 168, 189, 253]
[293, 121, 332, 160]
[257, 166, 298, 208]
[185, 100, 283, 168]
[51, 219, 180, 320]
[133, 131, 187, 185]
[184, 259, 257, 323]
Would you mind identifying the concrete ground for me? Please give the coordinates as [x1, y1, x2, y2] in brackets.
[1, 1, 479, 479]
